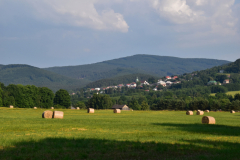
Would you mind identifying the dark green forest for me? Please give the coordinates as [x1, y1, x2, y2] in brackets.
[0, 64, 90, 92]
[0, 82, 70, 109]
[45, 54, 230, 81]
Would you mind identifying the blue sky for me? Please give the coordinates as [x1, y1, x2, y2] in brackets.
[0, 0, 240, 68]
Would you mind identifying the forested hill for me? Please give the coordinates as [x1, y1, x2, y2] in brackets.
[44, 55, 230, 81]
[0, 64, 90, 92]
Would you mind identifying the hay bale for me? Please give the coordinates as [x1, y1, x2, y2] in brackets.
[9, 105, 14, 108]
[42, 111, 53, 118]
[76, 107, 80, 110]
[88, 108, 94, 113]
[231, 110, 235, 113]
[114, 109, 121, 113]
[34, 107, 37, 109]
[197, 110, 204, 115]
[202, 116, 215, 124]
[186, 111, 193, 115]
[205, 110, 209, 113]
[51, 107, 54, 109]
[53, 111, 64, 119]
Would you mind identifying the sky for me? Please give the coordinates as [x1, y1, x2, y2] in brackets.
[0, 0, 240, 68]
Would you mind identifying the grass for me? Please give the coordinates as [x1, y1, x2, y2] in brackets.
[1, 108, 240, 159]
[210, 90, 240, 96]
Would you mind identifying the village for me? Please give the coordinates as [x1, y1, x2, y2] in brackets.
[84, 72, 231, 94]
[87, 75, 181, 93]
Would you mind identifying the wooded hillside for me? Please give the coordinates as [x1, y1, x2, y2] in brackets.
[45, 54, 230, 81]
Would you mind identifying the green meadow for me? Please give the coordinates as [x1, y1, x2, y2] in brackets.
[1, 108, 240, 160]
[211, 90, 240, 96]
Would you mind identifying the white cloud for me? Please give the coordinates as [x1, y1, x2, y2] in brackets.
[150, 0, 238, 36]
[151, 0, 203, 24]
[26, 0, 129, 32]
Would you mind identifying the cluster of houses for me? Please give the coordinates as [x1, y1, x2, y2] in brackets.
[89, 76, 181, 92]
[207, 79, 230, 85]
[207, 70, 230, 85]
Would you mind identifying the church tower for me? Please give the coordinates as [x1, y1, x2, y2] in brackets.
[136, 77, 139, 82]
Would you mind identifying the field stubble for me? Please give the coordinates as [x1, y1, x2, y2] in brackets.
[0, 108, 240, 160]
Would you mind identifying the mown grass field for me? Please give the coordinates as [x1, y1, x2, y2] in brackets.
[0, 108, 240, 160]
[210, 90, 240, 96]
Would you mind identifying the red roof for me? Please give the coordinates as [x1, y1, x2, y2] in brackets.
[166, 76, 171, 78]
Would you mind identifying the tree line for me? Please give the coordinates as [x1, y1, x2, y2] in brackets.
[0, 82, 71, 108]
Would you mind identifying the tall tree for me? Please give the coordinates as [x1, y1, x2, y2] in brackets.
[39, 87, 54, 108]
[54, 89, 71, 108]
[141, 101, 149, 110]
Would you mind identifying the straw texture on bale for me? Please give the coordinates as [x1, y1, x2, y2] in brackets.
[53, 111, 64, 119]
[42, 111, 53, 119]
[197, 111, 204, 115]
[34, 107, 37, 109]
[202, 116, 215, 124]
[114, 109, 121, 113]
[231, 110, 235, 113]
[88, 108, 94, 113]
[186, 111, 193, 115]
[76, 107, 80, 110]
[9, 105, 14, 108]
[205, 110, 209, 112]
[51, 107, 54, 109]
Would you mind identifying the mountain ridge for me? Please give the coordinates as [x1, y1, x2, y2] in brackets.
[0, 64, 90, 92]
[44, 54, 230, 81]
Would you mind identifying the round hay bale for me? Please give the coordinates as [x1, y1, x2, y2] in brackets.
[53, 111, 64, 119]
[51, 107, 54, 109]
[186, 111, 193, 115]
[34, 107, 37, 109]
[88, 108, 94, 113]
[76, 107, 80, 110]
[205, 110, 209, 113]
[42, 111, 53, 119]
[197, 110, 204, 115]
[114, 109, 121, 113]
[230, 110, 235, 113]
[9, 105, 14, 108]
[202, 116, 215, 124]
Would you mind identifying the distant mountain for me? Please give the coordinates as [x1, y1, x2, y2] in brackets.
[44, 54, 230, 81]
[0, 64, 90, 92]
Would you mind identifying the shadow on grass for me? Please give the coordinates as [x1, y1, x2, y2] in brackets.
[1, 138, 240, 160]
[153, 123, 240, 136]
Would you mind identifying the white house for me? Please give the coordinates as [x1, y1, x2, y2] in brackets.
[219, 70, 224, 73]
[166, 76, 171, 79]
[223, 79, 230, 84]
[157, 80, 166, 87]
[130, 82, 137, 88]
[166, 81, 173, 86]
[126, 84, 131, 87]
[140, 81, 149, 85]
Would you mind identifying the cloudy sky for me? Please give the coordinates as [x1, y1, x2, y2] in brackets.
[1, 0, 240, 68]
